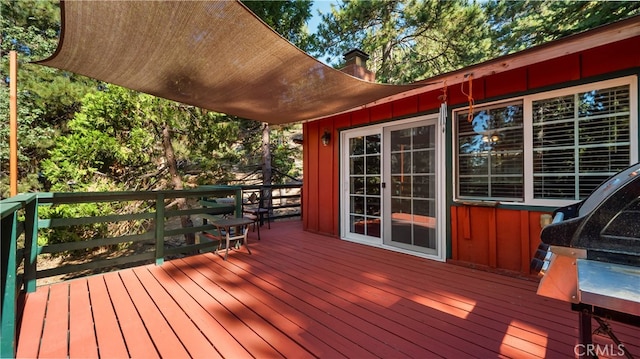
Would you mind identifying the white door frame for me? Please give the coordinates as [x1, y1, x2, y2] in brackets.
[340, 114, 445, 261]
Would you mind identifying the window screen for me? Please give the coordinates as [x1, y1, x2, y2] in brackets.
[456, 101, 524, 201]
[532, 85, 631, 200]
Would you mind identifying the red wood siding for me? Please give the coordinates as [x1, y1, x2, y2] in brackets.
[450, 206, 549, 275]
[350, 108, 370, 126]
[370, 102, 393, 122]
[447, 75, 486, 105]
[303, 116, 344, 236]
[484, 67, 528, 98]
[317, 119, 335, 234]
[302, 37, 640, 274]
[417, 89, 442, 112]
[528, 54, 581, 89]
[303, 121, 320, 232]
[581, 37, 640, 78]
[392, 96, 419, 117]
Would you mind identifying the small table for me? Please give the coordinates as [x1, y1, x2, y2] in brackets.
[208, 217, 254, 260]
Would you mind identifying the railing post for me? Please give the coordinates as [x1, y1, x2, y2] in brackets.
[261, 184, 273, 219]
[235, 187, 243, 218]
[1, 207, 18, 358]
[155, 193, 165, 265]
[24, 196, 38, 292]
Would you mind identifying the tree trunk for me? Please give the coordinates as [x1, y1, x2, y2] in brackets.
[162, 124, 195, 245]
[261, 123, 272, 215]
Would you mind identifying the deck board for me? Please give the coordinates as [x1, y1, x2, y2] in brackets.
[86, 275, 129, 358]
[240, 244, 536, 358]
[102, 271, 159, 358]
[149, 265, 250, 359]
[16, 220, 640, 358]
[191, 253, 421, 358]
[38, 283, 69, 358]
[163, 256, 286, 358]
[131, 267, 221, 358]
[69, 279, 98, 359]
[178, 255, 306, 359]
[118, 268, 191, 358]
[171, 257, 369, 359]
[15, 286, 48, 358]
[221, 250, 475, 358]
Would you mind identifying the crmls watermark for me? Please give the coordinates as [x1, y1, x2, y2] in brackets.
[574, 344, 626, 357]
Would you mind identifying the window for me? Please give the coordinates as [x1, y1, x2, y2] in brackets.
[532, 85, 631, 200]
[454, 76, 637, 205]
[456, 101, 524, 201]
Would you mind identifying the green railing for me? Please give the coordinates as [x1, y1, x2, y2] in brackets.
[0, 185, 256, 358]
[240, 183, 302, 220]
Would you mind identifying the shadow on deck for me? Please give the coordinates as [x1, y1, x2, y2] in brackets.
[16, 221, 640, 358]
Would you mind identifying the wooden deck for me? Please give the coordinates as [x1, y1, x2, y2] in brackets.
[15, 220, 640, 358]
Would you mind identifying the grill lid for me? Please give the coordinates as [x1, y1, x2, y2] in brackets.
[540, 162, 640, 266]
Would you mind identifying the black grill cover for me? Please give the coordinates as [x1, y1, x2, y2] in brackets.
[540, 162, 640, 266]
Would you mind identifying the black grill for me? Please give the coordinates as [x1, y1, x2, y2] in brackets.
[531, 162, 640, 358]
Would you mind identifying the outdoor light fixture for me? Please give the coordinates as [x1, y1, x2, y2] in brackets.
[321, 131, 331, 146]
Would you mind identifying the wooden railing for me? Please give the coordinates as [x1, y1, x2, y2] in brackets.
[0, 184, 301, 358]
[239, 183, 302, 220]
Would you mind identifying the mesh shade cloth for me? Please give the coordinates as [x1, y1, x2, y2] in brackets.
[36, 0, 424, 124]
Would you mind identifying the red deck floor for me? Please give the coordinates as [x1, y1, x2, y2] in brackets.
[15, 220, 640, 358]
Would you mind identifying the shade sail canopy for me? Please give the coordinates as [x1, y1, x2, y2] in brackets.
[37, 0, 423, 124]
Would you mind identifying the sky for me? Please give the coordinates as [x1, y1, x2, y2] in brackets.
[308, 0, 338, 64]
[308, 0, 337, 34]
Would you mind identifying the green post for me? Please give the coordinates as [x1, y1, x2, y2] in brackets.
[155, 193, 165, 265]
[1, 206, 19, 359]
[235, 187, 243, 218]
[24, 196, 38, 292]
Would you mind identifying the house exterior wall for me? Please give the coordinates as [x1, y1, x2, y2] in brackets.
[302, 36, 640, 275]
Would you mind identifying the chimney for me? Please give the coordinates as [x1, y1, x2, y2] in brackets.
[339, 49, 375, 82]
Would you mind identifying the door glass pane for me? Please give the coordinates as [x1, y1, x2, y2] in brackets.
[348, 134, 381, 238]
[413, 149, 435, 174]
[366, 197, 380, 216]
[413, 126, 435, 149]
[350, 137, 364, 155]
[350, 157, 364, 175]
[413, 175, 435, 199]
[390, 123, 437, 250]
[350, 196, 364, 214]
[351, 215, 365, 234]
[391, 175, 411, 197]
[366, 134, 381, 153]
[366, 155, 381, 175]
[350, 177, 364, 194]
[390, 128, 412, 151]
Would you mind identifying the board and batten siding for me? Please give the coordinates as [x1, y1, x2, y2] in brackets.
[303, 35, 640, 275]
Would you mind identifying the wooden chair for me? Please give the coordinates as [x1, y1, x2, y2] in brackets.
[242, 193, 270, 240]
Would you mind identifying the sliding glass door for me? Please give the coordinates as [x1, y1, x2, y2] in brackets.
[383, 119, 439, 255]
[340, 115, 444, 260]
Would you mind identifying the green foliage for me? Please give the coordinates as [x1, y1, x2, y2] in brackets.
[484, 0, 640, 55]
[311, 0, 492, 83]
[38, 202, 112, 248]
[0, 0, 98, 197]
[242, 0, 313, 51]
[311, 0, 638, 84]
[272, 139, 302, 181]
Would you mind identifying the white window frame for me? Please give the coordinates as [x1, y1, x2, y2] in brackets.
[453, 75, 638, 207]
[454, 100, 525, 202]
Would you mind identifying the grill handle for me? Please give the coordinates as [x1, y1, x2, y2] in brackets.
[552, 212, 564, 224]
